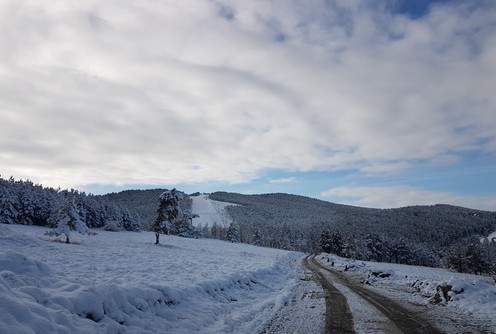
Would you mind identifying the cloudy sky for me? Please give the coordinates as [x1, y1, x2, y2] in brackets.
[1, 0, 495, 210]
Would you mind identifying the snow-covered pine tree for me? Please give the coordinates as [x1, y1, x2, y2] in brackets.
[210, 222, 220, 239]
[201, 223, 211, 238]
[320, 230, 332, 253]
[47, 197, 90, 243]
[16, 180, 35, 225]
[253, 228, 262, 246]
[121, 208, 141, 232]
[320, 230, 344, 256]
[0, 184, 18, 224]
[390, 238, 410, 264]
[152, 188, 183, 244]
[446, 242, 466, 273]
[226, 222, 241, 243]
[173, 209, 198, 238]
[481, 238, 496, 274]
[465, 239, 489, 275]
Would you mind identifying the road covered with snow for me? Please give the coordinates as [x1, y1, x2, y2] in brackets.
[308, 255, 441, 333]
[315, 254, 496, 334]
[0, 224, 303, 333]
[261, 259, 325, 334]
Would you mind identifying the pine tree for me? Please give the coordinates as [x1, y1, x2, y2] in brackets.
[465, 241, 488, 275]
[16, 181, 35, 225]
[391, 238, 410, 264]
[121, 208, 141, 232]
[481, 238, 496, 274]
[320, 230, 332, 253]
[446, 241, 467, 273]
[173, 210, 198, 238]
[200, 223, 211, 238]
[211, 222, 221, 239]
[253, 228, 262, 246]
[152, 188, 183, 244]
[47, 197, 90, 243]
[320, 230, 344, 255]
[364, 234, 387, 262]
[0, 185, 18, 224]
[226, 222, 241, 243]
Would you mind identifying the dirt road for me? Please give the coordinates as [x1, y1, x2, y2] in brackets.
[303, 256, 354, 333]
[304, 255, 443, 334]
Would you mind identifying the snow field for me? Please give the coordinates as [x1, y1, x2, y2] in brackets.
[0, 224, 302, 334]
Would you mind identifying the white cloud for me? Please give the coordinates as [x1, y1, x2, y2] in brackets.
[359, 161, 412, 175]
[321, 185, 496, 211]
[0, 0, 495, 190]
[269, 177, 299, 184]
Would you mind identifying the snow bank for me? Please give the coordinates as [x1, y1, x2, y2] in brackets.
[1, 225, 301, 333]
[484, 230, 496, 242]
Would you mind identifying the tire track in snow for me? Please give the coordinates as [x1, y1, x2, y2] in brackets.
[304, 256, 355, 333]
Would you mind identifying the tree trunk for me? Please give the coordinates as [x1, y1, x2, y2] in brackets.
[66, 236, 70, 244]
[155, 233, 160, 244]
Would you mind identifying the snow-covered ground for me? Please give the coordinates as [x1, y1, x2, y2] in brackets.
[0, 224, 302, 334]
[317, 254, 496, 333]
[191, 194, 235, 227]
[2, 194, 495, 334]
[261, 262, 325, 334]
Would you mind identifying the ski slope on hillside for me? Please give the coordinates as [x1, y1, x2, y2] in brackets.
[191, 194, 235, 227]
[0, 224, 301, 334]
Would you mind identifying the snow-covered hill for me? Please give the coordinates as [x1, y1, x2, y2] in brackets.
[0, 224, 301, 334]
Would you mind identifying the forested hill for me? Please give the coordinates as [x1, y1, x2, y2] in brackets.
[100, 189, 495, 274]
[101, 189, 192, 229]
[209, 192, 496, 247]
[209, 192, 496, 273]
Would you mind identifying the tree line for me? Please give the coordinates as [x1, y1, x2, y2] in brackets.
[0, 176, 141, 241]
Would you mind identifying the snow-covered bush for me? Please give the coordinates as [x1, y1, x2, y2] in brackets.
[46, 198, 91, 243]
[104, 220, 124, 232]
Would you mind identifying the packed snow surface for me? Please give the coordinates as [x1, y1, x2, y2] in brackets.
[0, 224, 301, 334]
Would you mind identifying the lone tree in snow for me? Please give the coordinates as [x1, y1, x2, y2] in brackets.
[46, 197, 90, 244]
[152, 188, 183, 244]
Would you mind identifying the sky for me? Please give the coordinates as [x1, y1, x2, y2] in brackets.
[1, 0, 495, 210]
